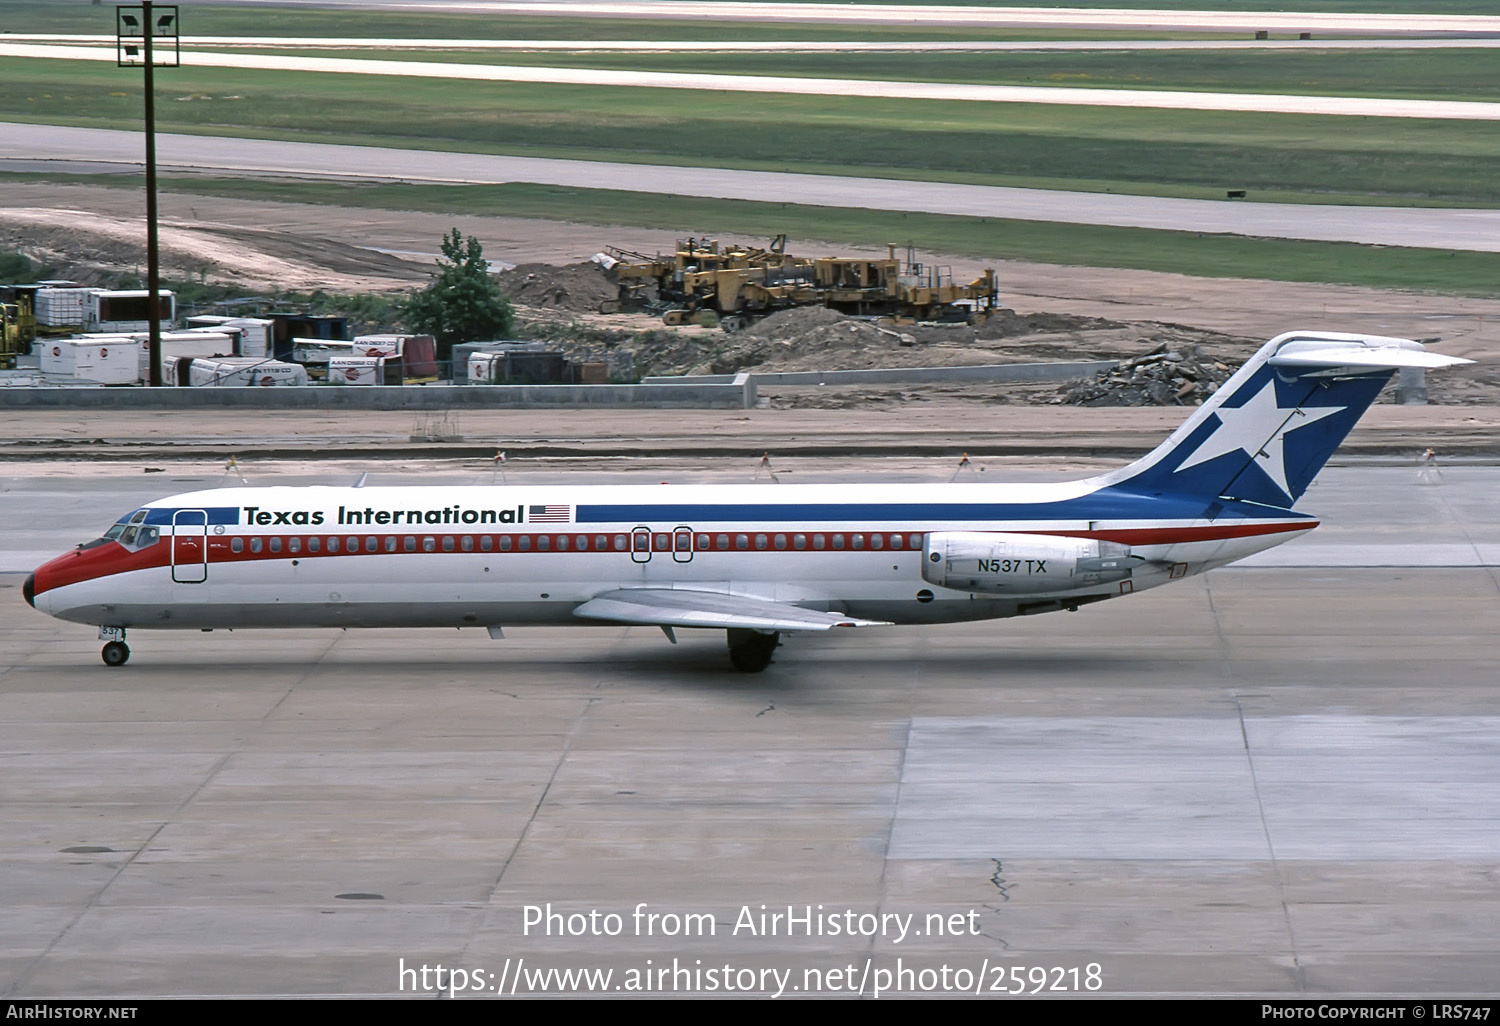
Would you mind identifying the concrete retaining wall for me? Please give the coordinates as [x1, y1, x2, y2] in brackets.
[0, 375, 757, 410]
[642, 360, 1115, 387]
[0, 362, 1114, 409]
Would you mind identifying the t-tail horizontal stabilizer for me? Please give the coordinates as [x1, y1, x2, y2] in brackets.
[1095, 331, 1470, 509]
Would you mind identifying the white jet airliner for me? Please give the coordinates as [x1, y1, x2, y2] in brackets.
[24, 331, 1466, 672]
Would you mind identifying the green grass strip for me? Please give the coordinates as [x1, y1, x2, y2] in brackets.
[9, 171, 1498, 296]
[6, 58, 1500, 205]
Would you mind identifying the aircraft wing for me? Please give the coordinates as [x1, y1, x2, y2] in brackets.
[572, 589, 891, 632]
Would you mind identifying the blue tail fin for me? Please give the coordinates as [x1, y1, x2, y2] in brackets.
[1093, 331, 1468, 508]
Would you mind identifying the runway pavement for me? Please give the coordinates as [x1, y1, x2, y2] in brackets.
[3, 457, 1498, 997]
[10, 123, 1500, 253]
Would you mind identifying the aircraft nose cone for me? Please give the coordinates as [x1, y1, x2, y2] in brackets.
[23, 572, 35, 608]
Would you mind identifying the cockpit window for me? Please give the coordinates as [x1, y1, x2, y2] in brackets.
[89, 510, 152, 550]
[110, 513, 161, 552]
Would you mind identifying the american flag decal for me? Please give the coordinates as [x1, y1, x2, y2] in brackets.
[528, 504, 572, 523]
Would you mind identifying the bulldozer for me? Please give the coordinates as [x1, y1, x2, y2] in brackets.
[607, 237, 998, 331]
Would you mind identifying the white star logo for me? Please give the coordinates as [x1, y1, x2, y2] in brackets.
[1176, 378, 1345, 499]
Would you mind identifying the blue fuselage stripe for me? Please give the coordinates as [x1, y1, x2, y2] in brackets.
[574, 491, 1308, 525]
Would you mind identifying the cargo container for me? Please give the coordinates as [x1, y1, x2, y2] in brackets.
[466, 351, 504, 385]
[354, 333, 438, 378]
[35, 287, 90, 328]
[268, 313, 346, 359]
[450, 340, 537, 383]
[327, 355, 401, 386]
[189, 357, 308, 387]
[39, 338, 138, 385]
[290, 338, 357, 367]
[465, 349, 570, 385]
[83, 290, 175, 333]
[138, 331, 236, 381]
[38, 338, 79, 376]
[224, 318, 274, 358]
[571, 362, 609, 385]
[352, 334, 405, 359]
[187, 316, 273, 357]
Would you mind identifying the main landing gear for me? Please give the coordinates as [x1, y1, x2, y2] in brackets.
[727, 629, 780, 673]
[99, 627, 129, 667]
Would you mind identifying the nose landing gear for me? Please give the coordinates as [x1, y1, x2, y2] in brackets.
[99, 627, 129, 667]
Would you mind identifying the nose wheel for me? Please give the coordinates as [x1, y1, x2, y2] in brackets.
[101, 640, 130, 667]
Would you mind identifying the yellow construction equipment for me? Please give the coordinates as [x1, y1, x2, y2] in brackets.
[607, 237, 998, 331]
[0, 289, 37, 369]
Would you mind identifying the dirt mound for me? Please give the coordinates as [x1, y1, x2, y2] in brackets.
[495, 261, 617, 313]
[736, 305, 849, 342]
[973, 309, 1127, 340]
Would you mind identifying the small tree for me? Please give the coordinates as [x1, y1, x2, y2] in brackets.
[403, 229, 514, 365]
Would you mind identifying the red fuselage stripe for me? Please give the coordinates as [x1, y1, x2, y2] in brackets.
[31, 520, 1313, 596]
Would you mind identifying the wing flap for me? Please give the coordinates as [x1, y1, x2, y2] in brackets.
[573, 589, 890, 632]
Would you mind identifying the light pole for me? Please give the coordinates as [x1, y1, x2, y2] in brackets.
[116, 4, 178, 387]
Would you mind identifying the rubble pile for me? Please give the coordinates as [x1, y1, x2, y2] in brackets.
[1057, 342, 1232, 407]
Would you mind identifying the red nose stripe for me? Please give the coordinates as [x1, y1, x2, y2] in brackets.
[30, 544, 171, 596]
